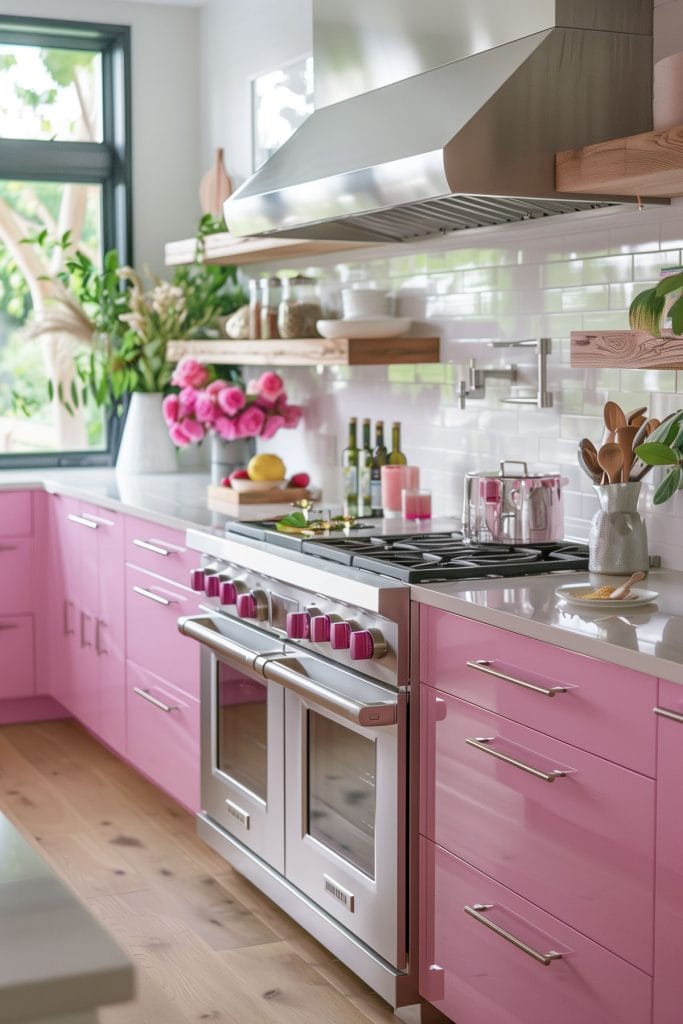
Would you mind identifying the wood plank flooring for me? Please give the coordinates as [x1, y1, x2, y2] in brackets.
[0, 720, 401, 1024]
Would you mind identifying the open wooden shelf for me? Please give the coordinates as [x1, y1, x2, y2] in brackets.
[164, 232, 371, 267]
[166, 336, 440, 367]
[556, 124, 683, 199]
[571, 329, 683, 369]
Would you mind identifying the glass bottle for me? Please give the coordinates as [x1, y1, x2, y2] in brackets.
[260, 276, 282, 339]
[358, 418, 373, 518]
[370, 420, 387, 517]
[278, 274, 322, 338]
[388, 421, 407, 465]
[342, 417, 359, 518]
[248, 279, 261, 340]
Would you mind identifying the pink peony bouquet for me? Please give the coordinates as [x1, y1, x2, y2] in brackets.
[162, 358, 304, 447]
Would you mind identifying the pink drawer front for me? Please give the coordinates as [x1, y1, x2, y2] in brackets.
[0, 615, 35, 699]
[420, 607, 656, 776]
[126, 661, 199, 813]
[419, 839, 652, 1024]
[125, 516, 198, 589]
[0, 491, 33, 537]
[0, 537, 33, 614]
[420, 687, 655, 972]
[125, 565, 201, 698]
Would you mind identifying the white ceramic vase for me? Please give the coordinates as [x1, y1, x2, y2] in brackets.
[116, 392, 178, 475]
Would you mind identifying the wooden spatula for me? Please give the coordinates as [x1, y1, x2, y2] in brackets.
[597, 442, 624, 484]
[610, 571, 647, 600]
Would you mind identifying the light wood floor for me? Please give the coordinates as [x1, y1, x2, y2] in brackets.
[0, 719, 401, 1024]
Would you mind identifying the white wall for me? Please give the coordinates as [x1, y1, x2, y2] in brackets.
[3, 0, 202, 275]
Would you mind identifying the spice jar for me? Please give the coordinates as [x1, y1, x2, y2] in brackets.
[277, 275, 322, 339]
[248, 279, 261, 340]
[260, 276, 282, 339]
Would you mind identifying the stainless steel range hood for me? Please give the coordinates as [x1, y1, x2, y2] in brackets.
[224, 0, 654, 243]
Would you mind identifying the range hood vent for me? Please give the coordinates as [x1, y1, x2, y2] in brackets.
[225, 1, 654, 242]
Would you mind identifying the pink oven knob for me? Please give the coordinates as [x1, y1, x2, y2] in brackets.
[236, 590, 267, 620]
[286, 612, 310, 639]
[310, 614, 332, 643]
[219, 580, 238, 606]
[204, 574, 221, 598]
[190, 569, 205, 591]
[350, 628, 388, 661]
[330, 621, 352, 650]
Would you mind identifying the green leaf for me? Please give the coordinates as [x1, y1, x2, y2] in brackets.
[629, 286, 666, 334]
[275, 512, 310, 532]
[70, 379, 79, 408]
[634, 441, 681, 466]
[655, 271, 683, 297]
[47, 379, 54, 402]
[650, 413, 683, 446]
[654, 466, 682, 504]
[670, 294, 683, 336]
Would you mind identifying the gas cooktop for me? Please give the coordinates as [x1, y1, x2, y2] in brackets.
[226, 522, 589, 584]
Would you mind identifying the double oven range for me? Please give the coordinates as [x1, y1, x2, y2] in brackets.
[178, 520, 589, 1009]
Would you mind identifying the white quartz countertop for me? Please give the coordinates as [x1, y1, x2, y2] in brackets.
[412, 570, 683, 685]
[0, 813, 133, 1022]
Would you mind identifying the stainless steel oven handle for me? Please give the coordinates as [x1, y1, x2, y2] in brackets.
[177, 615, 258, 672]
[261, 655, 397, 728]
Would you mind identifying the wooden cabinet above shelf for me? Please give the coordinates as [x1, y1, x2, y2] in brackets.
[166, 336, 440, 367]
[556, 124, 683, 199]
[571, 330, 683, 369]
[164, 232, 371, 267]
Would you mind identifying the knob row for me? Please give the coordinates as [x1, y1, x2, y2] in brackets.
[286, 612, 386, 662]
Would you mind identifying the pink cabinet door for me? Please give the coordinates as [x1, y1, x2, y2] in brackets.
[0, 616, 35, 699]
[126, 660, 199, 813]
[0, 491, 33, 537]
[420, 686, 655, 973]
[48, 495, 83, 711]
[653, 679, 683, 1024]
[420, 607, 657, 777]
[420, 838, 652, 1024]
[0, 538, 33, 615]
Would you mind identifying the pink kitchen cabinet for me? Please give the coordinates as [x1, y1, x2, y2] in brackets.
[653, 679, 683, 1024]
[0, 490, 33, 536]
[0, 616, 35, 699]
[0, 492, 36, 702]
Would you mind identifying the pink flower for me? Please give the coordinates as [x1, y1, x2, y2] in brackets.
[217, 385, 246, 416]
[162, 393, 179, 425]
[171, 357, 209, 389]
[214, 415, 240, 441]
[235, 405, 266, 438]
[260, 414, 285, 440]
[281, 403, 303, 428]
[257, 371, 284, 400]
[181, 418, 205, 443]
[255, 394, 276, 411]
[169, 421, 191, 447]
[194, 392, 218, 424]
[178, 386, 197, 418]
[206, 378, 229, 396]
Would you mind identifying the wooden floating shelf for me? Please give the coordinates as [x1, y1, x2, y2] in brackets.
[164, 232, 371, 267]
[571, 329, 683, 369]
[166, 336, 440, 367]
[556, 124, 683, 199]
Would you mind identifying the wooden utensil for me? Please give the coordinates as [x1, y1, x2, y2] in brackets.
[610, 571, 647, 600]
[630, 418, 660, 481]
[632, 417, 661, 451]
[199, 147, 233, 218]
[630, 415, 646, 429]
[597, 442, 624, 484]
[578, 446, 602, 484]
[579, 438, 602, 480]
[614, 425, 638, 482]
[601, 400, 627, 445]
[626, 405, 647, 425]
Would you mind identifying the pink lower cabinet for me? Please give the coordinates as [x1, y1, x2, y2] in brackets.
[420, 839, 652, 1024]
[420, 687, 655, 972]
[0, 616, 35, 699]
[126, 661, 199, 813]
[653, 680, 683, 1024]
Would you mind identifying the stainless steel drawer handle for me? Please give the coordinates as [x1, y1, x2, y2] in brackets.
[464, 904, 563, 966]
[467, 659, 566, 697]
[79, 611, 92, 648]
[133, 585, 172, 606]
[133, 538, 173, 556]
[67, 513, 98, 529]
[63, 600, 75, 636]
[466, 737, 566, 783]
[133, 687, 178, 713]
[654, 706, 683, 725]
[95, 619, 108, 656]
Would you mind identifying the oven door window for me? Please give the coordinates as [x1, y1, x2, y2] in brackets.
[307, 709, 377, 879]
[217, 662, 268, 802]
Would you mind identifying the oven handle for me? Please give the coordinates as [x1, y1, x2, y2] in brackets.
[177, 614, 259, 672]
[261, 655, 398, 728]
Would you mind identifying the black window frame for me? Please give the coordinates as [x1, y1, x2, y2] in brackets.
[0, 14, 132, 468]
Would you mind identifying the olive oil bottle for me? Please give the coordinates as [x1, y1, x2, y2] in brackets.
[342, 417, 359, 517]
[370, 420, 387, 517]
[388, 421, 407, 465]
[358, 418, 373, 518]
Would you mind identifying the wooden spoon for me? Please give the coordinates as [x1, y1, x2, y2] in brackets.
[626, 406, 647, 425]
[579, 438, 602, 479]
[602, 401, 627, 446]
[610, 571, 647, 600]
[578, 447, 601, 484]
[614, 425, 638, 482]
[597, 442, 624, 485]
[632, 417, 661, 451]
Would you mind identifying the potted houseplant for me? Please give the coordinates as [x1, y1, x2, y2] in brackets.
[629, 269, 683, 336]
[634, 410, 683, 504]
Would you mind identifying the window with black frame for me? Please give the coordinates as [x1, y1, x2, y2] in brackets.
[0, 16, 130, 465]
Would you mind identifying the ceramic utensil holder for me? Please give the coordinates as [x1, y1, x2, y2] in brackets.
[588, 482, 648, 575]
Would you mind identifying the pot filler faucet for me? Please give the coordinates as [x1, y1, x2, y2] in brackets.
[457, 337, 553, 410]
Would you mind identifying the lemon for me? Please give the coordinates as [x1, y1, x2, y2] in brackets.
[247, 453, 286, 482]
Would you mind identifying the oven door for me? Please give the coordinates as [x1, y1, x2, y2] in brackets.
[265, 652, 405, 969]
[179, 615, 285, 872]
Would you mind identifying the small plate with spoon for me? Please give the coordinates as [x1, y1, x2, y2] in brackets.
[556, 572, 657, 608]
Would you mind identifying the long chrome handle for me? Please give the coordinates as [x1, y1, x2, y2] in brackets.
[654, 706, 683, 725]
[133, 538, 173, 556]
[262, 655, 397, 728]
[95, 619, 107, 656]
[177, 615, 260, 672]
[466, 737, 566, 783]
[133, 585, 172, 606]
[466, 659, 566, 697]
[79, 611, 92, 648]
[63, 599, 75, 636]
[133, 687, 178, 713]
[464, 905, 563, 966]
[67, 513, 98, 529]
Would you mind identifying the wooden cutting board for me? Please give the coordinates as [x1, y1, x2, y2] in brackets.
[207, 484, 311, 511]
[199, 148, 233, 218]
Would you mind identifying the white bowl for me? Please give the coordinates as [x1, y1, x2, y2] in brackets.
[341, 287, 391, 319]
[230, 478, 284, 493]
[316, 317, 412, 339]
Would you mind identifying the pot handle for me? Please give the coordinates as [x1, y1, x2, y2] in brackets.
[500, 460, 529, 477]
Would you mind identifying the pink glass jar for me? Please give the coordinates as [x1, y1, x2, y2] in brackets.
[381, 465, 419, 518]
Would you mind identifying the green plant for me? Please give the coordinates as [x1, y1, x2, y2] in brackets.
[629, 270, 683, 336]
[634, 410, 683, 504]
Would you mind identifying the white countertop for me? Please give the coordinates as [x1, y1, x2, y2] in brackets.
[0, 813, 133, 1022]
